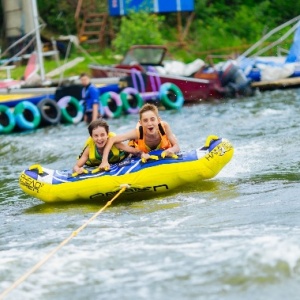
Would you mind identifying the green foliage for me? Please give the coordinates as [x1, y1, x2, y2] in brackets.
[188, 0, 297, 58]
[269, 0, 300, 24]
[112, 11, 165, 54]
[229, 3, 270, 41]
[1, 0, 300, 77]
[37, 0, 76, 35]
[0, 1, 3, 29]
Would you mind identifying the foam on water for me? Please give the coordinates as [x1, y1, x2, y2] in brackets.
[1, 89, 300, 300]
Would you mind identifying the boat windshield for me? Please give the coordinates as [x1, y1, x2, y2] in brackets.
[121, 46, 166, 66]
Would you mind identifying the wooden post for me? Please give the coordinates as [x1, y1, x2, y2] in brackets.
[177, 11, 184, 45]
[182, 12, 195, 41]
[177, 11, 195, 46]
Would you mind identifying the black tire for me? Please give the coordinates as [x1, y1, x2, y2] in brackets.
[37, 98, 61, 126]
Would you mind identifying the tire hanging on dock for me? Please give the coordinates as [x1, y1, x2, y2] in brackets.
[57, 96, 83, 124]
[159, 83, 184, 110]
[0, 105, 15, 133]
[100, 91, 123, 118]
[14, 101, 41, 130]
[120, 87, 144, 114]
[37, 98, 61, 126]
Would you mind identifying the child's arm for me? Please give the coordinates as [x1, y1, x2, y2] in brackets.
[73, 147, 89, 174]
[90, 86, 99, 121]
[115, 142, 142, 156]
[99, 129, 138, 169]
[92, 102, 99, 122]
[162, 121, 180, 156]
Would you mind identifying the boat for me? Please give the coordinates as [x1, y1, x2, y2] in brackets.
[19, 135, 234, 203]
[215, 16, 300, 91]
[89, 45, 254, 102]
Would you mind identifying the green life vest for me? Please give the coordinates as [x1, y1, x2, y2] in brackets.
[78, 132, 127, 167]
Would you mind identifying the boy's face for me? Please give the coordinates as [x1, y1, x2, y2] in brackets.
[92, 126, 108, 149]
[80, 75, 90, 86]
[140, 110, 159, 134]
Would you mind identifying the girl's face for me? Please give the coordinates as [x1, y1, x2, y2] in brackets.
[91, 126, 108, 149]
[140, 111, 159, 135]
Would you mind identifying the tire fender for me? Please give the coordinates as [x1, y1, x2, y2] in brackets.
[37, 98, 61, 126]
[120, 87, 144, 114]
[14, 101, 41, 130]
[57, 96, 83, 124]
[0, 105, 15, 133]
[159, 83, 184, 110]
[100, 91, 123, 118]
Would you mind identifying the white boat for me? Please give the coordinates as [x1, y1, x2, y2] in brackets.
[236, 16, 300, 84]
[208, 16, 300, 91]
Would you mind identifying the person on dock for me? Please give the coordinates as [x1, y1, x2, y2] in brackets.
[99, 103, 180, 170]
[80, 72, 101, 123]
[73, 119, 140, 174]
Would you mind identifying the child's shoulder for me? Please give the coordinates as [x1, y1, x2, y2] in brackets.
[108, 132, 116, 137]
[161, 120, 170, 127]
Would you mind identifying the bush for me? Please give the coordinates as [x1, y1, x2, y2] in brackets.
[112, 11, 165, 54]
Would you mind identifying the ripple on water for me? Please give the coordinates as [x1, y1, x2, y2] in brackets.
[1, 89, 300, 300]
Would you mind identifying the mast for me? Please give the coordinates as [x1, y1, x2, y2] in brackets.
[31, 0, 45, 81]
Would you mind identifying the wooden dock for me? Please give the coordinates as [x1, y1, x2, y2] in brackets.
[251, 76, 300, 91]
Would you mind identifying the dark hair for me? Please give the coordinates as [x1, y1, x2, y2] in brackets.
[79, 72, 89, 78]
[88, 119, 109, 136]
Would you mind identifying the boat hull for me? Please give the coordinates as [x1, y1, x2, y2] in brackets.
[89, 64, 223, 102]
[19, 137, 234, 203]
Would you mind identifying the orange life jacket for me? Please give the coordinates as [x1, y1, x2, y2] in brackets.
[129, 121, 172, 153]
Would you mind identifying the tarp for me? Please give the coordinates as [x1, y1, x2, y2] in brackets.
[108, 0, 194, 16]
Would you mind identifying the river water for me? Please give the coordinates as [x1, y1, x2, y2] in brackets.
[0, 88, 300, 300]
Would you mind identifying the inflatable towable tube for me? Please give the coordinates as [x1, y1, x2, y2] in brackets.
[19, 136, 234, 203]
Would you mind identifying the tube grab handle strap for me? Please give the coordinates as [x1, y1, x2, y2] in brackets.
[29, 164, 44, 175]
[72, 168, 89, 177]
[141, 155, 159, 163]
[161, 152, 178, 159]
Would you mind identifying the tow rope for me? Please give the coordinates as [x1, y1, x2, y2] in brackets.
[0, 184, 129, 299]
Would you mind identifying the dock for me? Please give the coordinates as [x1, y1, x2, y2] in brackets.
[251, 76, 300, 91]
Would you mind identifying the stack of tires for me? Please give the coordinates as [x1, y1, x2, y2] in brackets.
[99, 82, 184, 118]
[0, 96, 84, 134]
[0, 98, 61, 134]
[0, 82, 185, 134]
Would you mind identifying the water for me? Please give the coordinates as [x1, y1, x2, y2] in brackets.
[1, 88, 300, 300]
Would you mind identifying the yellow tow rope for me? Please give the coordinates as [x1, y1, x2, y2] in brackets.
[0, 184, 129, 300]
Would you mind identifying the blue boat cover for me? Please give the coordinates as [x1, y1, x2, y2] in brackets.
[286, 22, 300, 63]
